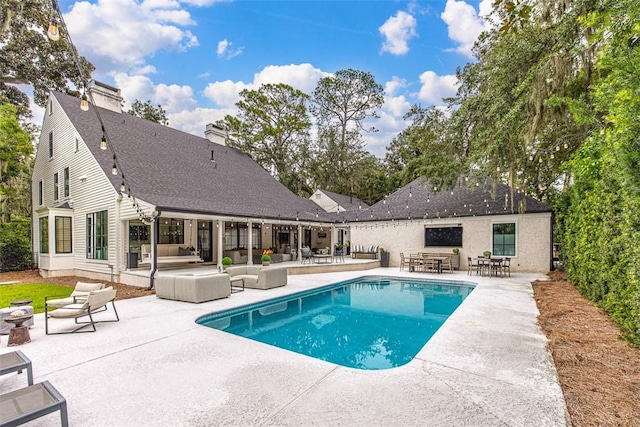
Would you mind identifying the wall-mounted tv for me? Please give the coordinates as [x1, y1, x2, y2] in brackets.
[425, 226, 463, 247]
[317, 232, 327, 238]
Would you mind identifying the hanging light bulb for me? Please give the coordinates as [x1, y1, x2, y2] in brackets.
[80, 93, 89, 111]
[100, 135, 107, 150]
[48, 18, 60, 41]
[111, 157, 118, 175]
[120, 180, 126, 192]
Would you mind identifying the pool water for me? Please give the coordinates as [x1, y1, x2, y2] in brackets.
[196, 276, 475, 370]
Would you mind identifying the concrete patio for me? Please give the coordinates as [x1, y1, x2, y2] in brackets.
[0, 268, 569, 426]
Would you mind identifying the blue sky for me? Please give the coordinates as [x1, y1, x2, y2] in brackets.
[42, 0, 493, 158]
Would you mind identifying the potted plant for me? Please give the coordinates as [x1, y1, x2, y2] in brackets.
[380, 247, 390, 267]
[221, 256, 233, 271]
[452, 248, 460, 254]
[483, 250, 492, 258]
[334, 243, 344, 255]
[261, 254, 271, 266]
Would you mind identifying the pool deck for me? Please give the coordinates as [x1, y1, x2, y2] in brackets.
[0, 268, 570, 426]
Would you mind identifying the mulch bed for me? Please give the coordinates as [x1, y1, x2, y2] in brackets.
[2, 268, 639, 425]
[533, 270, 640, 426]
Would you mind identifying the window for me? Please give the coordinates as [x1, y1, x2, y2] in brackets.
[63, 167, 69, 197]
[38, 180, 43, 206]
[159, 218, 184, 244]
[53, 173, 59, 201]
[224, 224, 238, 250]
[48, 131, 54, 158]
[87, 210, 108, 260]
[425, 227, 463, 247]
[75, 137, 79, 152]
[39, 216, 49, 253]
[55, 216, 72, 253]
[48, 99, 53, 115]
[493, 223, 516, 256]
[252, 227, 262, 249]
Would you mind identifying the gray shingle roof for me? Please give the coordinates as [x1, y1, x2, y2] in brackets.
[319, 189, 369, 212]
[343, 177, 552, 222]
[55, 91, 325, 221]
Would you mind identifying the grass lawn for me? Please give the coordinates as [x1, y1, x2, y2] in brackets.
[0, 284, 73, 314]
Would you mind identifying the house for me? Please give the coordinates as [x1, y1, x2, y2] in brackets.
[31, 84, 553, 287]
[345, 177, 554, 272]
[31, 84, 340, 287]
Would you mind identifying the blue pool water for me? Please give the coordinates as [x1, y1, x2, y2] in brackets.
[196, 276, 475, 370]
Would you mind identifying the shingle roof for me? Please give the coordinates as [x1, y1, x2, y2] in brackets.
[343, 177, 552, 222]
[55, 91, 326, 222]
[319, 189, 369, 212]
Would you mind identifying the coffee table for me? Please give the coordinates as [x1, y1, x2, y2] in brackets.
[0, 350, 33, 386]
[313, 254, 332, 264]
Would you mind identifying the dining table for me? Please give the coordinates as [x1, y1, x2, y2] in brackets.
[475, 257, 504, 277]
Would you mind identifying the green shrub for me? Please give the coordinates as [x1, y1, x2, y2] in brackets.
[0, 217, 32, 272]
[221, 256, 233, 266]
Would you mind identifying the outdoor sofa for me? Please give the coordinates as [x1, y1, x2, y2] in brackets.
[155, 273, 231, 303]
[140, 244, 203, 265]
[351, 245, 379, 259]
[224, 265, 287, 290]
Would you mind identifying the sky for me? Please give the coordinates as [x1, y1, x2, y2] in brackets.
[38, 0, 494, 158]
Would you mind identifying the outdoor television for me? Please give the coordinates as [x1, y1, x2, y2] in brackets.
[425, 226, 463, 247]
[317, 232, 327, 238]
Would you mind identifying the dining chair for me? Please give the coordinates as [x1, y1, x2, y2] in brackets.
[501, 257, 511, 277]
[467, 256, 480, 276]
[441, 255, 453, 273]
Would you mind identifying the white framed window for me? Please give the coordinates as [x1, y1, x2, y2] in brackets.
[38, 180, 43, 206]
[55, 216, 72, 254]
[87, 210, 108, 260]
[492, 222, 516, 256]
[53, 173, 59, 201]
[63, 167, 69, 198]
[48, 131, 54, 158]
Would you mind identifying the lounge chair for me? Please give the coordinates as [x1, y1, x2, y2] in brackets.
[45, 281, 106, 309]
[45, 287, 119, 334]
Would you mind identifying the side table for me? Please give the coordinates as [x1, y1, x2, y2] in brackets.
[10, 299, 33, 307]
[5, 314, 33, 346]
[230, 278, 244, 293]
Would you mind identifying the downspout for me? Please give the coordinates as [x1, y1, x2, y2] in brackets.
[146, 215, 160, 290]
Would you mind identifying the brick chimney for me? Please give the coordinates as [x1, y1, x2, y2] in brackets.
[205, 123, 226, 146]
[87, 80, 123, 113]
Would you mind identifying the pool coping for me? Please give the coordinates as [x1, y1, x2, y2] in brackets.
[0, 268, 570, 426]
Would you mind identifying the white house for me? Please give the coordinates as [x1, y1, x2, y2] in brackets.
[31, 85, 553, 287]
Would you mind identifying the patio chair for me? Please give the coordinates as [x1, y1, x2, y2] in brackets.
[45, 287, 119, 335]
[45, 282, 106, 309]
[467, 256, 480, 276]
[501, 257, 511, 277]
[399, 253, 406, 271]
[300, 247, 313, 264]
[441, 255, 453, 273]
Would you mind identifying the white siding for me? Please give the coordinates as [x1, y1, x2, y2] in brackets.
[32, 93, 121, 278]
[310, 190, 343, 213]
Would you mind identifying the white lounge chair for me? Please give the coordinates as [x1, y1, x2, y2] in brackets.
[45, 287, 119, 334]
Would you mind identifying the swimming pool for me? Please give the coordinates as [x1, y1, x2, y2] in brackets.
[196, 276, 475, 370]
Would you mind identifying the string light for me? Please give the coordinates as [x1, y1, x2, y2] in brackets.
[100, 135, 107, 150]
[80, 92, 89, 111]
[47, 17, 60, 41]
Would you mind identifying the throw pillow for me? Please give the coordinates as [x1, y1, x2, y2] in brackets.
[178, 247, 191, 256]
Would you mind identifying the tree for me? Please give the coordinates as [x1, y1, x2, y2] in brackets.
[127, 100, 169, 125]
[0, 0, 94, 114]
[385, 105, 462, 189]
[448, 0, 601, 201]
[309, 69, 384, 197]
[220, 83, 313, 196]
[0, 103, 33, 222]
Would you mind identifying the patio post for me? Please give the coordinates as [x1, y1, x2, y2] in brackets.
[217, 219, 224, 271]
[247, 220, 253, 265]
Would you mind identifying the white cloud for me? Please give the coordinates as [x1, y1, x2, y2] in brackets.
[385, 76, 407, 97]
[417, 71, 458, 105]
[379, 11, 418, 55]
[130, 65, 157, 75]
[114, 73, 197, 113]
[217, 39, 244, 59]
[64, 0, 198, 73]
[203, 63, 329, 107]
[441, 0, 491, 58]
